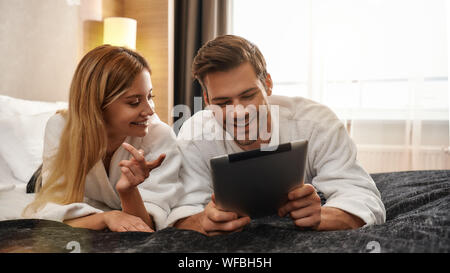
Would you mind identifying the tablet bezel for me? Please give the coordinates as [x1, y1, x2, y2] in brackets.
[210, 139, 308, 218]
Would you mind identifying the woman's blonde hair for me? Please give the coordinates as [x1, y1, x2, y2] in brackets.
[23, 45, 150, 216]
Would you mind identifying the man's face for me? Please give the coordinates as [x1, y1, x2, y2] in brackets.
[203, 62, 273, 150]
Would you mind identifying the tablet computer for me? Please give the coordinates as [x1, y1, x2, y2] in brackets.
[210, 139, 308, 219]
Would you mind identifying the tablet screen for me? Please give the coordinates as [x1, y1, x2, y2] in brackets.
[211, 140, 308, 218]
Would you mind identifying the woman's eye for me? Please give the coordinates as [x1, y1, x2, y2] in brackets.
[129, 100, 140, 106]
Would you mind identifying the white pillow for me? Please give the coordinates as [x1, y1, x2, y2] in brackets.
[0, 184, 15, 192]
[0, 153, 23, 186]
[0, 95, 67, 183]
[0, 95, 67, 116]
[0, 111, 57, 182]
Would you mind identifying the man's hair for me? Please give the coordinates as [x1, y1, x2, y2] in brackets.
[192, 35, 268, 92]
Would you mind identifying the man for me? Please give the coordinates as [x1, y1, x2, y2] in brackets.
[167, 35, 385, 236]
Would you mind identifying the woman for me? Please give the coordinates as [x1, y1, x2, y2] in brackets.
[23, 45, 182, 232]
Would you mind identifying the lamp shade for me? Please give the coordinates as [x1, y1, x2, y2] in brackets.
[103, 17, 137, 49]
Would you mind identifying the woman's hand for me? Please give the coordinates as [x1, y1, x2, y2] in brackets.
[115, 142, 165, 193]
[103, 210, 154, 232]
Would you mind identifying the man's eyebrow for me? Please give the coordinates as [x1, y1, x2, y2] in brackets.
[211, 87, 258, 102]
[239, 88, 258, 96]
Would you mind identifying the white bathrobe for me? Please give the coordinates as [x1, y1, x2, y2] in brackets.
[167, 95, 386, 227]
[29, 113, 182, 230]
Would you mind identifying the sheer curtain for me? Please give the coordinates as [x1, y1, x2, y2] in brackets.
[232, 0, 449, 173]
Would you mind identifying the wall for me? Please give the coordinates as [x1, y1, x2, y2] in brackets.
[0, 0, 173, 124]
[0, 0, 80, 102]
[124, 0, 174, 125]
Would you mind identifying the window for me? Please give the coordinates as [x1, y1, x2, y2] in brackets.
[232, 0, 448, 120]
[232, 0, 450, 172]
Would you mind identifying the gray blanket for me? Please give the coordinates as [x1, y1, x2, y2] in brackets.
[0, 170, 449, 253]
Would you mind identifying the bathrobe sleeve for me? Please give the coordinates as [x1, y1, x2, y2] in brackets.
[165, 139, 213, 227]
[308, 118, 386, 226]
[137, 118, 183, 230]
[164, 111, 217, 227]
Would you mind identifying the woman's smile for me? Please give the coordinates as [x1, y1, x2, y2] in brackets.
[130, 120, 149, 127]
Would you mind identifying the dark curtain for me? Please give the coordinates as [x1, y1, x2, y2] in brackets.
[173, 0, 231, 125]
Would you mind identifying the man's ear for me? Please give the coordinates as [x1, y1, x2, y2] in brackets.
[203, 90, 210, 106]
[265, 74, 273, 96]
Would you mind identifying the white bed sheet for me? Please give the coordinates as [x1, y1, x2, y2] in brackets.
[0, 184, 35, 221]
[0, 153, 34, 220]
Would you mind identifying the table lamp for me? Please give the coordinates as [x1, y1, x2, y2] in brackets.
[103, 17, 137, 49]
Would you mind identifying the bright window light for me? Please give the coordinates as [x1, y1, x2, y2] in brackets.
[232, 0, 449, 121]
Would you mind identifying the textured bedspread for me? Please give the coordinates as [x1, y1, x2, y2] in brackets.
[0, 170, 449, 253]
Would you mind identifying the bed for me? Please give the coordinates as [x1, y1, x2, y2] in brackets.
[0, 95, 449, 253]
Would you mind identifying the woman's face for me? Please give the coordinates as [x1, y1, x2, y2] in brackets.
[103, 69, 155, 141]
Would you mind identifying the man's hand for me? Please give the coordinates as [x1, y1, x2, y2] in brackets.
[278, 183, 322, 230]
[317, 207, 366, 230]
[199, 194, 251, 236]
